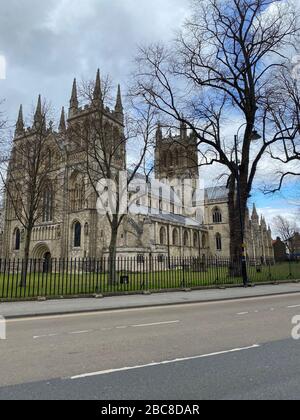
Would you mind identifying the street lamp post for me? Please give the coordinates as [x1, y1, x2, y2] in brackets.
[234, 127, 261, 287]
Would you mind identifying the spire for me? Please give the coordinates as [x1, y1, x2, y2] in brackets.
[252, 203, 259, 221]
[114, 84, 124, 123]
[59, 107, 66, 132]
[180, 117, 187, 141]
[15, 105, 24, 137]
[245, 206, 250, 219]
[92, 69, 102, 106]
[156, 122, 163, 145]
[34, 95, 42, 124]
[33, 95, 46, 131]
[115, 84, 123, 112]
[69, 78, 78, 117]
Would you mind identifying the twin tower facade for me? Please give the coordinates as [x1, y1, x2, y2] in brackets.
[1, 70, 274, 263]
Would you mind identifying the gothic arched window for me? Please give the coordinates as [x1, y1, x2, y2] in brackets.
[70, 172, 85, 212]
[192, 188, 197, 208]
[170, 187, 175, 214]
[160, 227, 167, 245]
[212, 207, 222, 224]
[174, 149, 179, 165]
[172, 228, 179, 246]
[74, 222, 82, 248]
[42, 185, 53, 222]
[193, 232, 199, 248]
[183, 231, 189, 247]
[159, 187, 163, 214]
[161, 152, 167, 168]
[75, 181, 85, 211]
[216, 233, 222, 251]
[14, 228, 21, 251]
[202, 234, 206, 249]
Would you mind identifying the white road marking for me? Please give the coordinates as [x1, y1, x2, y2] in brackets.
[131, 320, 180, 328]
[287, 304, 300, 309]
[31, 321, 179, 340]
[33, 334, 59, 339]
[237, 312, 249, 315]
[71, 344, 260, 380]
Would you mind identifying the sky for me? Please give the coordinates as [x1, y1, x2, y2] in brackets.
[0, 0, 299, 231]
[0, 0, 189, 122]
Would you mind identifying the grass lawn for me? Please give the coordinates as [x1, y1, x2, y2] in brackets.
[0, 262, 299, 300]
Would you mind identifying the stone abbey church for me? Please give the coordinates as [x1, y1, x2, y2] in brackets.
[0, 70, 274, 263]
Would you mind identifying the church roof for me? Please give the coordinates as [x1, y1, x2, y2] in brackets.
[205, 186, 229, 201]
[150, 212, 203, 228]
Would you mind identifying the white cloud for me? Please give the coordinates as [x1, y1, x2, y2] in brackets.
[258, 206, 299, 237]
[0, 0, 190, 123]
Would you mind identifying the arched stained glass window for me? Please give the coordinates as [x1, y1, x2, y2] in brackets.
[74, 222, 82, 248]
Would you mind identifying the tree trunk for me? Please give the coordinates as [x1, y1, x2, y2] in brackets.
[108, 219, 118, 285]
[228, 174, 248, 277]
[20, 227, 32, 287]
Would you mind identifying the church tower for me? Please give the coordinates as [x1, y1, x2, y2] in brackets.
[154, 121, 199, 217]
[154, 121, 199, 182]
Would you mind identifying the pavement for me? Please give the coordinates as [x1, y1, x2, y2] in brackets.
[0, 291, 300, 399]
[1, 282, 300, 319]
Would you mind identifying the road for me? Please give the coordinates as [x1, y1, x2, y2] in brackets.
[0, 293, 300, 400]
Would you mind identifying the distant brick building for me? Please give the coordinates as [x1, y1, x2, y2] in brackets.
[273, 237, 287, 262]
[288, 232, 300, 257]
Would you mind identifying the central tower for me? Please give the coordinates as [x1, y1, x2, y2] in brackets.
[154, 122, 199, 217]
[155, 121, 199, 182]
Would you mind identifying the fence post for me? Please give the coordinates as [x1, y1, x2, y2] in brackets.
[288, 256, 293, 279]
[215, 256, 219, 284]
[182, 258, 185, 288]
[268, 261, 272, 281]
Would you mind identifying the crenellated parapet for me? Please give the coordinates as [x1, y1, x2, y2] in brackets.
[67, 69, 124, 127]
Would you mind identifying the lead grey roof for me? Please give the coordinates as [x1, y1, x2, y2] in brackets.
[205, 186, 229, 201]
[150, 212, 203, 228]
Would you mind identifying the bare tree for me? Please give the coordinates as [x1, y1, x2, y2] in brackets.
[273, 215, 299, 254]
[264, 68, 300, 193]
[133, 0, 299, 267]
[68, 72, 156, 283]
[0, 105, 6, 134]
[0, 101, 7, 242]
[0, 98, 63, 285]
[0, 100, 8, 182]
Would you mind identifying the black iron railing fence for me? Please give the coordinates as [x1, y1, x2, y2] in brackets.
[0, 256, 299, 300]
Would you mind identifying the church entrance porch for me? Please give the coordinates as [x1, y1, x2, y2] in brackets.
[32, 244, 52, 273]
